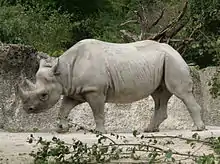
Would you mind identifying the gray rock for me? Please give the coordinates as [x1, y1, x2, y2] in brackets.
[0, 44, 57, 132]
[0, 43, 218, 132]
[200, 67, 220, 126]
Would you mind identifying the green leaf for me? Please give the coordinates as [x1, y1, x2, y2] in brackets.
[165, 150, 172, 159]
[192, 133, 199, 139]
[132, 130, 138, 137]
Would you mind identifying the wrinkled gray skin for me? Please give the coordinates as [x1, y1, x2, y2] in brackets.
[17, 39, 206, 133]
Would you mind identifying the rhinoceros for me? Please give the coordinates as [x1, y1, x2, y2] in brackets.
[16, 39, 205, 133]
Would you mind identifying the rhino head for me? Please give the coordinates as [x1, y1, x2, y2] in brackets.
[17, 58, 63, 114]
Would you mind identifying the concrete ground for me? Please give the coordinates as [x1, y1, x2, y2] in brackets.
[0, 126, 220, 164]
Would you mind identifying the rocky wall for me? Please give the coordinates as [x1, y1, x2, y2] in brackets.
[0, 43, 218, 133]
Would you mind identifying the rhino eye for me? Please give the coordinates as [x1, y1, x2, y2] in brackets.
[23, 97, 30, 104]
[39, 93, 48, 101]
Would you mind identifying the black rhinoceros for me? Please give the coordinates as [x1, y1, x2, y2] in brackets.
[17, 39, 205, 133]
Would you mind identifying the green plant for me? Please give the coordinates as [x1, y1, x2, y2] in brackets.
[0, 3, 74, 54]
[181, 0, 220, 68]
[208, 68, 220, 98]
[27, 123, 220, 164]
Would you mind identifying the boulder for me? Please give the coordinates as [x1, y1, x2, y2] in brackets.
[200, 67, 220, 126]
[0, 43, 218, 133]
[0, 44, 58, 132]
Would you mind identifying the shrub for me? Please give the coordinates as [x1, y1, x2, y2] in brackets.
[27, 124, 220, 164]
[0, 3, 74, 54]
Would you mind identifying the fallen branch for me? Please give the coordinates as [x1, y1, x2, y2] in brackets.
[169, 38, 193, 42]
[137, 3, 148, 40]
[120, 30, 138, 42]
[147, 1, 188, 41]
[140, 134, 211, 144]
[120, 20, 138, 26]
[147, 9, 165, 31]
[27, 122, 220, 164]
[104, 143, 201, 158]
[164, 21, 188, 42]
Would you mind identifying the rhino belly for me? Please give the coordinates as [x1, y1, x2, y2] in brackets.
[106, 75, 162, 103]
[104, 51, 164, 103]
[106, 90, 152, 104]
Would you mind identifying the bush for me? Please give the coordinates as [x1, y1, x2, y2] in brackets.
[181, 0, 220, 68]
[0, 3, 74, 54]
[27, 124, 220, 164]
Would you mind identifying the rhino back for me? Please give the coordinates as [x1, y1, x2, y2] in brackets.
[58, 39, 166, 103]
[101, 44, 165, 103]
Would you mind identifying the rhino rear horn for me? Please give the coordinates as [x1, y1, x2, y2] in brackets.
[51, 58, 60, 76]
[24, 78, 35, 90]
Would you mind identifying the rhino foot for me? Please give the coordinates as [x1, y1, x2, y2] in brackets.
[143, 128, 160, 133]
[192, 124, 207, 132]
[55, 124, 70, 133]
[95, 127, 107, 134]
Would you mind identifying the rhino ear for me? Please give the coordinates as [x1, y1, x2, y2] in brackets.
[39, 58, 53, 68]
[51, 58, 60, 76]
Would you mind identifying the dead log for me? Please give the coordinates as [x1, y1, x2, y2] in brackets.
[147, 1, 188, 41]
[147, 9, 165, 31]
[120, 30, 138, 42]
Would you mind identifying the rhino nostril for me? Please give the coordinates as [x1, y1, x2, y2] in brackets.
[28, 107, 34, 111]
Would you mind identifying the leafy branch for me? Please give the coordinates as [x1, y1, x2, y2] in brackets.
[26, 123, 220, 164]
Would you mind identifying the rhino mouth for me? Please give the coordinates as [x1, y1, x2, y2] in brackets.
[25, 107, 46, 114]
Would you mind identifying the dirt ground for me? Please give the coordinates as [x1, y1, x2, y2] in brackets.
[0, 126, 220, 164]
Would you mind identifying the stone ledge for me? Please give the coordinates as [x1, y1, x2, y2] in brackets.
[0, 43, 219, 133]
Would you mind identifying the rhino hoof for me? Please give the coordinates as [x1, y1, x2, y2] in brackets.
[55, 124, 70, 133]
[144, 128, 159, 133]
[95, 128, 107, 134]
[192, 125, 207, 132]
[56, 128, 69, 133]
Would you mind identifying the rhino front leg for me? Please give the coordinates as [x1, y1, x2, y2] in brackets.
[85, 92, 106, 133]
[144, 86, 172, 132]
[56, 96, 81, 133]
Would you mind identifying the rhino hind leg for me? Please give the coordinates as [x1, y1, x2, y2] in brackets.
[180, 93, 206, 131]
[171, 90, 205, 131]
[164, 57, 205, 131]
[85, 92, 107, 133]
[144, 85, 172, 132]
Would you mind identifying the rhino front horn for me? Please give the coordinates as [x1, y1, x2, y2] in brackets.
[51, 58, 60, 76]
[24, 78, 35, 90]
[20, 73, 35, 90]
[16, 84, 28, 100]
